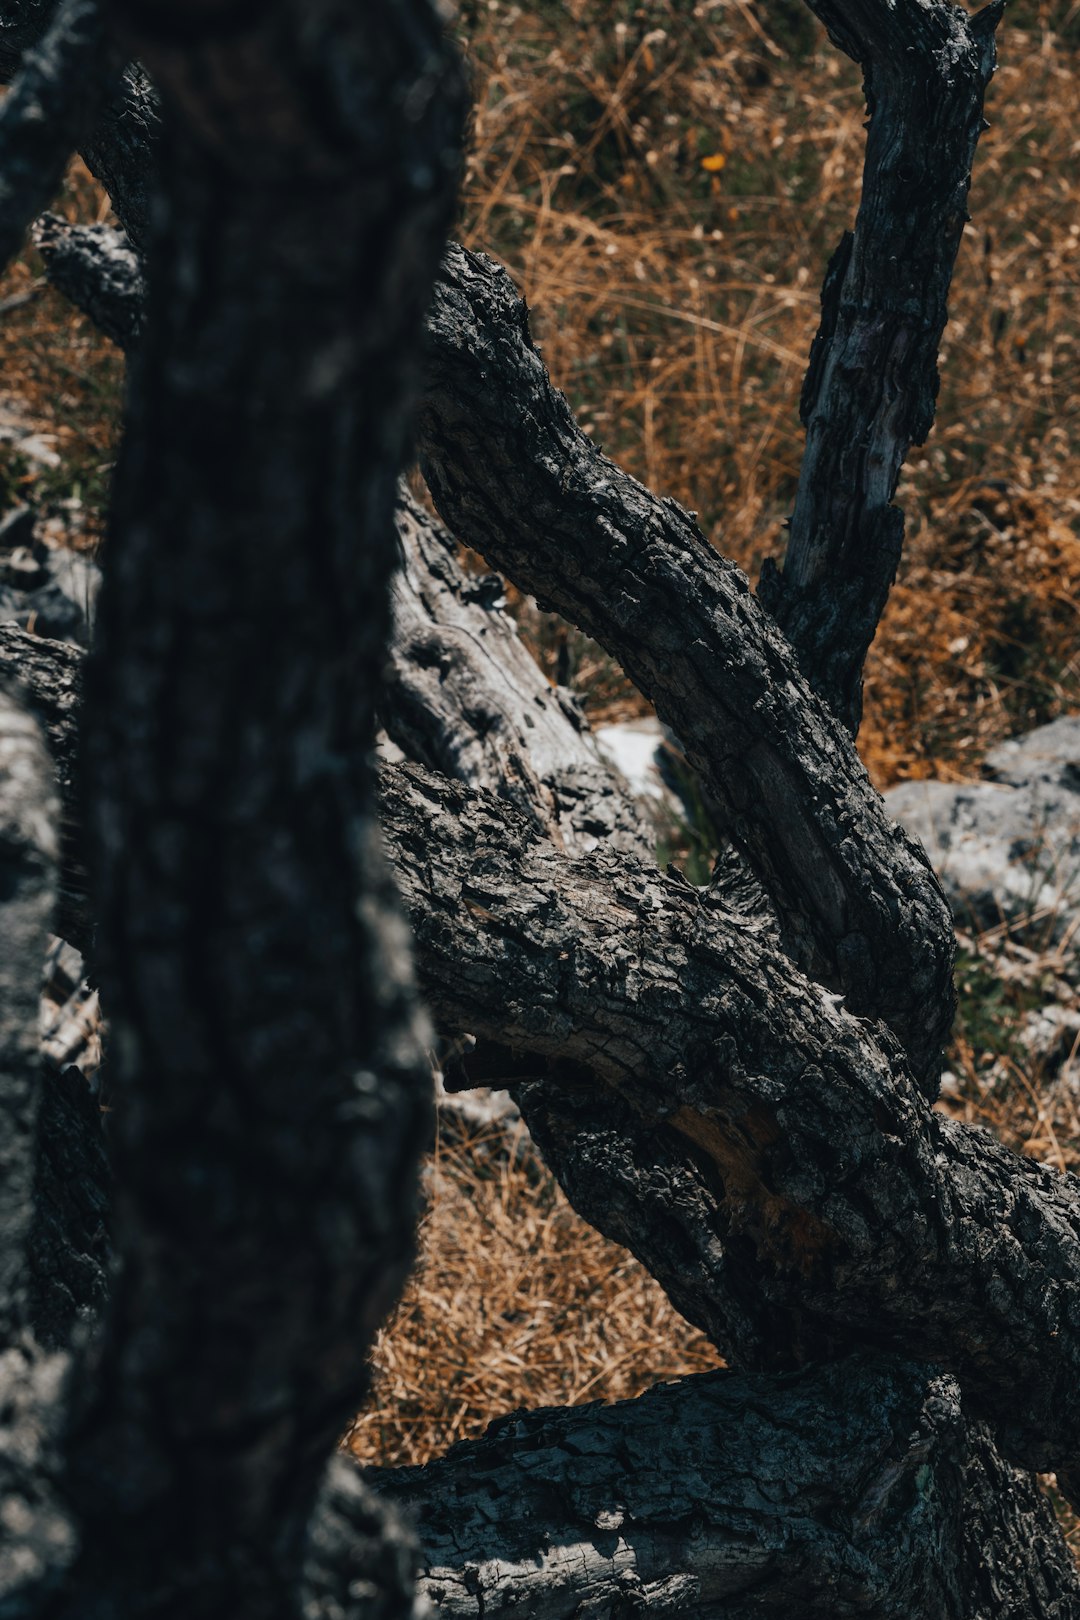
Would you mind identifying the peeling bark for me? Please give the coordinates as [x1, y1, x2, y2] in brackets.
[387, 489, 651, 860]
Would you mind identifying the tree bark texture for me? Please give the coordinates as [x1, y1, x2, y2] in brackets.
[19, 0, 975, 1096]
[31, 215, 145, 352]
[365, 1358, 1080, 1620]
[415, 244, 955, 1093]
[758, 0, 1003, 731]
[4, 0, 1080, 1609]
[0, 627, 87, 956]
[11, 2, 465, 1616]
[376, 761, 1080, 1493]
[0, 684, 78, 1617]
[0, 0, 118, 275]
[387, 489, 651, 861]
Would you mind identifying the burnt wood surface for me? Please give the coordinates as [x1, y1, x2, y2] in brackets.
[365, 1357, 1080, 1620]
[0, 0, 465, 1615]
[415, 244, 956, 1091]
[758, 0, 1003, 730]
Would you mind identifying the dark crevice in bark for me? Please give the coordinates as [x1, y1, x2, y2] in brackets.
[758, 0, 1004, 732]
[27, 1062, 111, 1355]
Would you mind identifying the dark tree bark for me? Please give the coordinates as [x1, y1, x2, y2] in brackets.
[31, 214, 145, 350]
[0, 0, 117, 270]
[416, 242, 955, 1092]
[2, 0, 465, 1616]
[377, 762, 1080, 1489]
[758, 0, 1004, 731]
[365, 1357, 1078, 1620]
[5, 0, 1080, 1612]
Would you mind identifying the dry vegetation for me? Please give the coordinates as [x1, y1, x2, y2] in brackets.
[0, 0, 1078, 1481]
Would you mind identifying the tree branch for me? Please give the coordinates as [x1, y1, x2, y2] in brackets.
[0, 0, 119, 276]
[416, 244, 954, 1090]
[365, 1357, 1080, 1620]
[387, 489, 652, 861]
[32, 214, 145, 350]
[378, 760, 1080, 1491]
[757, 0, 1005, 731]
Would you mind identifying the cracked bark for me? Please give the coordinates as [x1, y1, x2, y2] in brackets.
[4, 0, 1079, 1607]
[0, 0, 465, 1614]
[386, 489, 651, 861]
[19, 218, 960, 1092]
[415, 242, 954, 1091]
[376, 761, 1080, 1494]
[364, 1357, 1079, 1620]
[758, 0, 1003, 731]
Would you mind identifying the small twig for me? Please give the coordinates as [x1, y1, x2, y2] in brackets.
[0, 276, 45, 316]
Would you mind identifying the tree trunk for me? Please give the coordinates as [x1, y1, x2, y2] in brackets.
[2, 0, 465, 1615]
[365, 1357, 1078, 1620]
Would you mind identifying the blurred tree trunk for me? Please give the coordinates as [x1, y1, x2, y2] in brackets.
[0, 1, 463, 1617]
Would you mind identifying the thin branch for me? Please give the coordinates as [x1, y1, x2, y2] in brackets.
[758, 0, 1005, 731]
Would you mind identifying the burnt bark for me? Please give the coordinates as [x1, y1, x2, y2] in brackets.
[8, 1, 465, 1616]
[0, 0, 118, 274]
[415, 243, 954, 1091]
[377, 761, 1080, 1490]
[31, 214, 145, 351]
[758, 0, 1004, 730]
[366, 1358, 1079, 1620]
[5, 0, 1080, 1606]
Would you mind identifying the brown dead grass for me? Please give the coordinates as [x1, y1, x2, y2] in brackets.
[457, 0, 1080, 784]
[346, 1117, 721, 1467]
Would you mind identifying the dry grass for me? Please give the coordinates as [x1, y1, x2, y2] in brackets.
[457, 0, 1080, 784]
[346, 1116, 721, 1467]
[0, 0, 1079, 1496]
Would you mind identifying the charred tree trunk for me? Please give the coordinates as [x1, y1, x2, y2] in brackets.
[0, 0, 464, 1616]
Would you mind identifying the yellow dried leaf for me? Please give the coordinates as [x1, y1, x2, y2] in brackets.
[700, 152, 726, 172]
